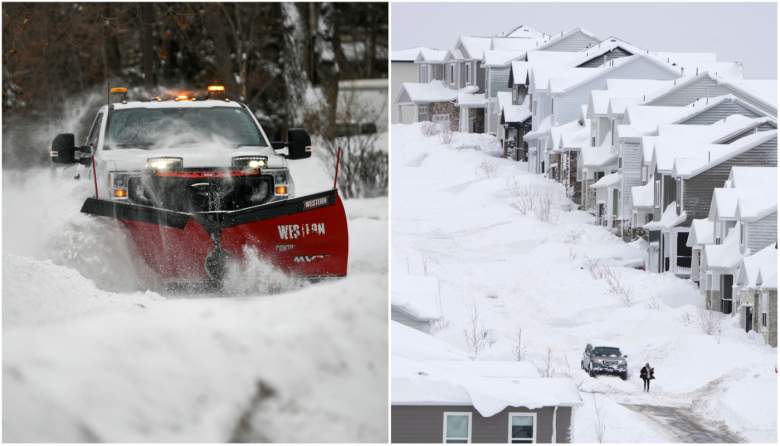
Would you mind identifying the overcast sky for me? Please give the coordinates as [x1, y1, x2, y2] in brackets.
[391, 2, 777, 78]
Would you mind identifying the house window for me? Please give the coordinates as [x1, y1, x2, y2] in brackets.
[654, 180, 661, 208]
[591, 136, 596, 146]
[739, 224, 745, 246]
[465, 62, 471, 84]
[450, 64, 456, 85]
[508, 413, 537, 443]
[762, 312, 768, 328]
[443, 412, 471, 443]
[641, 166, 648, 182]
[420, 64, 429, 82]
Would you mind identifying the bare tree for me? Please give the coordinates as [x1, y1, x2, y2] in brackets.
[463, 298, 488, 359]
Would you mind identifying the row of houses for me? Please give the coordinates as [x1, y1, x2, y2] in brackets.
[392, 25, 777, 348]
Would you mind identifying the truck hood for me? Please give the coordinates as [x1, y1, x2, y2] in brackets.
[99, 145, 286, 171]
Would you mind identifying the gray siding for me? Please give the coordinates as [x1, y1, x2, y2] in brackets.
[489, 66, 512, 98]
[663, 174, 675, 210]
[719, 123, 776, 144]
[647, 77, 730, 107]
[392, 405, 573, 443]
[477, 66, 486, 93]
[543, 31, 600, 52]
[746, 212, 777, 254]
[578, 47, 633, 68]
[620, 141, 642, 219]
[682, 138, 778, 222]
[680, 101, 762, 125]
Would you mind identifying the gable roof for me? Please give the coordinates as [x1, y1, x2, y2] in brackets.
[703, 222, 743, 270]
[646, 72, 776, 115]
[414, 48, 449, 63]
[534, 27, 600, 52]
[687, 218, 715, 247]
[395, 81, 457, 104]
[392, 47, 428, 62]
[672, 130, 777, 179]
[737, 244, 777, 289]
[549, 54, 681, 95]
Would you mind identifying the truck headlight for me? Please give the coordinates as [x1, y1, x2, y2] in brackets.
[146, 157, 183, 171]
[108, 171, 139, 200]
[232, 156, 267, 171]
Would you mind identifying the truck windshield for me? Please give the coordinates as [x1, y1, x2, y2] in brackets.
[106, 107, 268, 149]
[593, 347, 622, 357]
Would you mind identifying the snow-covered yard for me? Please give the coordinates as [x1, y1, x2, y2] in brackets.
[2, 168, 388, 442]
[391, 123, 776, 443]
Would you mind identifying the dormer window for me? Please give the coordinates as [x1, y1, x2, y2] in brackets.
[465, 62, 471, 84]
[449, 64, 455, 86]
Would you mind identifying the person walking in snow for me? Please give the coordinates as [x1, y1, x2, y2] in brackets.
[640, 363, 655, 392]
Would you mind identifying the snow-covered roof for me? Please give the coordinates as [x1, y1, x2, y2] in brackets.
[550, 118, 590, 150]
[644, 202, 686, 231]
[591, 172, 621, 189]
[414, 48, 449, 63]
[497, 91, 531, 123]
[645, 73, 776, 113]
[524, 115, 553, 140]
[491, 38, 544, 54]
[392, 47, 427, 62]
[392, 321, 468, 361]
[709, 188, 741, 221]
[581, 133, 616, 168]
[534, 27, 599, 52]
[624, 95, 755, 138]
[511, 61, 530, 86]
[392, 356, 583, 414]
[608, 97, 642, 116]
[396, 81, 457, 104]
[737, 244, 777, 289]
[605, 78, 676, 99]
[736, 190, 778, 222]
[391, 275, 441, 322]
[457, 88, 487, 107]
[458, 36, 493, 60]
[502, 24, 547, 40]
[550, 55, 681, 95]
[631, 180, 654, 208]
[703, 223, 743, 270]
[727, 166, 778, 190]
[672, 130, 778, 179]
[687, 219, 715, 247]
[483, 50, 526, 67]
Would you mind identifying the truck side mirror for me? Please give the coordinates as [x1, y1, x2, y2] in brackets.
[287, 128, 312, 160]
[51, 133, 77, 164]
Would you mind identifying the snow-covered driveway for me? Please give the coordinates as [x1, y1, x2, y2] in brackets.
[2, 169, 388, 442]
[391, 123, 776, 443]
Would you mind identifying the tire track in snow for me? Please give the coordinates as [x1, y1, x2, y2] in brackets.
[621, 404, 744, 443]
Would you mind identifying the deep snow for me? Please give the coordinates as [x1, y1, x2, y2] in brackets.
[391, 123, 776, 443]
[2, 162, 388, 441]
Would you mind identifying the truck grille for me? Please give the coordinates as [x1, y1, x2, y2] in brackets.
[128, 170, 274, 212]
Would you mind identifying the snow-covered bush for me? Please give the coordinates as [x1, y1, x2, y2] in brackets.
[602, 266, 633, 305]
[420, 121, 440, 137]
[506, 176, 565, 223]
[698, 305, 723, 336]
[475, 159, 498, 178]
[439, 124, 454, 145]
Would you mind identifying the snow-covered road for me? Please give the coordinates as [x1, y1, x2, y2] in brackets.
[391, 123, 776, 443]
[3, 169, 388, 442]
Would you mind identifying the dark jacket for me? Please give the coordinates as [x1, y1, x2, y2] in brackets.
[641, 366, 655, 380]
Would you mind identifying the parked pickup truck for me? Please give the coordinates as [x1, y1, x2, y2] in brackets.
[581, 343, 628, 380]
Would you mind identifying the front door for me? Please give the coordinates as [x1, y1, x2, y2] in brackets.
[745, 306, 753, 332]
[721, 274, 734, 314]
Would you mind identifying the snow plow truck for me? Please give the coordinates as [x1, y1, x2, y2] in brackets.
[50, 86, 348, 283]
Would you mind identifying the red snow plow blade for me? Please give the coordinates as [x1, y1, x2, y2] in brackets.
[80, 189, 349, 281]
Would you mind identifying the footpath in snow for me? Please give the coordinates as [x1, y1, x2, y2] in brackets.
[391, 123, 776, 443]
[2, 167, 388, 442]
